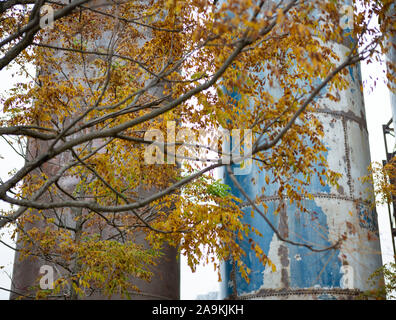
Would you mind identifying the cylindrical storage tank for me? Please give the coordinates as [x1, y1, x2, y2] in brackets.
[9, 0, 179, 300]
[220, 0, 383, 300]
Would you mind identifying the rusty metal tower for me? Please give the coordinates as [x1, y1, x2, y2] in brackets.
[9, 0, 180, 300]
[220, 0, 383, 300]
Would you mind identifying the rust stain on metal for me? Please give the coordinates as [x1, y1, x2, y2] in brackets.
[278, 245, 289, 267]
[278, 200, 289, 239]
[315, 108, 368, 132]
[233, 288, 362, 300]
[278, 202, 290, 288]
[346, 221, 357, 235]
[279, 245, 290, 289]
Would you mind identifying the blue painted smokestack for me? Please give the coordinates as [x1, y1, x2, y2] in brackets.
[220, 0, 383, 300]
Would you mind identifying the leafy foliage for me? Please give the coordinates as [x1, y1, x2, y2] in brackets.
[0, 0, 394, 298]
[360, 262, 396, 300]
[361, 157, 396, 207]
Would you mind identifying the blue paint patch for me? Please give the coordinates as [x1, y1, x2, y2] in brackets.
[348, 66, 355, 83]
[219, 257, 235, 298]
[222, 86, 242, 106]
[260, 139, 332, 196]
[234, 202, 280, 295]
[220, 159, 280, 295]
[287, 200, 342, 289]
[358, 203, 379, 236]
[317, 294, 338, 300]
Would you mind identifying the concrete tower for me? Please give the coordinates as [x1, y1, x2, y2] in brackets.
[220, 0, 383, 300]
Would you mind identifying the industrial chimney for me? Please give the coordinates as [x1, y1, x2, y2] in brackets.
[220, 0, 383, 300]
